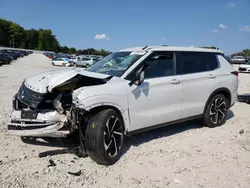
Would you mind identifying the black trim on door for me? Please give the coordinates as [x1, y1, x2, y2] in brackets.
[126, 114, 203, 136]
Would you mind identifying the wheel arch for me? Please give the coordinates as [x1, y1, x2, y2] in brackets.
[203, 87, 232, 115]
[85, 104, 130, 134]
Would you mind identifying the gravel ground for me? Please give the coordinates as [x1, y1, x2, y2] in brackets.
[0, 54, 250, 188]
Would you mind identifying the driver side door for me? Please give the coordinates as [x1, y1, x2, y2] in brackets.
[127, 51, 182, 132]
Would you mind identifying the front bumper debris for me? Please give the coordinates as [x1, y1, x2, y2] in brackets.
[8, 110, 69, 137]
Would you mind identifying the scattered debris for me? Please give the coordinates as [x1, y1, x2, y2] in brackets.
[39, 149, 70, 158]
[131, 177, 141, 184]
[239, 129, 244, 134]
[68, 170, 82, 176]
[71, 160, 75, 163]
[174, 168, 188, 174]
[174, 178, 181, 184]
[47, 159, 56, 167]
[237, 94, 250, 104]
[0, 160, 3, 165]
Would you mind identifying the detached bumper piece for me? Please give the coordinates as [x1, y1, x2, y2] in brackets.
[237, 94, 250, 104]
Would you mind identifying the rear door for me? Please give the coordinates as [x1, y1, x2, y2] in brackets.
[176, 52, 220, 118]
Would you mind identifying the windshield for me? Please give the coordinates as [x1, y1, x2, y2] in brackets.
[85, 51, 144, 77]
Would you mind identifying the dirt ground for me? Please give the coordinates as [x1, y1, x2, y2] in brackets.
[0, 54, 249, 188]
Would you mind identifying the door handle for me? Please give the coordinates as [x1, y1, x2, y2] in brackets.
[208, 74, 216, 79]
[169, 79, 181, 84]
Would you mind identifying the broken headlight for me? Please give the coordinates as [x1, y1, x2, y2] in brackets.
[53, 93, 64, 114]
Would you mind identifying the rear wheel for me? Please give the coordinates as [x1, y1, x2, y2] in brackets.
[52, 62, 55, 66]
[85, 109, 124, 165]
[203, 94, 229, 128]
[85, 63, 90, 68]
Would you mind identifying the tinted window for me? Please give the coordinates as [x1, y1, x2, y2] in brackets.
[82, 58, 90, 61]
[177, 52, 218, 74]
[206, 53, 219, 70]
[144, 52, 175, 79]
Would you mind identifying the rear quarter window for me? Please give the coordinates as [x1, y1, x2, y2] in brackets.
[176, 52, 219, 74]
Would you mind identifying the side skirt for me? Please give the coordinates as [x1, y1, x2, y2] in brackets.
[126, 114, 203, 136]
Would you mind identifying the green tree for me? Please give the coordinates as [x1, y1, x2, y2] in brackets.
[26, 29, 39, 49]
[9, 22, 26, 48]
[0, 18, 11, 47]
[68, 47, 76, 54]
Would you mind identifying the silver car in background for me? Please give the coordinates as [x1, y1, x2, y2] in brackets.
[74, 57, 99, 67]
[231, 56, 246, 64]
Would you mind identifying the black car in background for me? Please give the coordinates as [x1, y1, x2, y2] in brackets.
[0, 49, 33, 66]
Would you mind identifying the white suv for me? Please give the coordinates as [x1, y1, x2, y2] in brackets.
[8, 46, 238, 165]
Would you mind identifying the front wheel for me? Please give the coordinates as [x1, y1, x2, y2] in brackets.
[85, 109, 124, 165]
[203, 94, 229, 128]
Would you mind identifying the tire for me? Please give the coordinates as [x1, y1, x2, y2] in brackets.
[52, 62, 55, 66]
[62, 63, 66, 67]
[85, 109, 124, 165]
[203, 94, 229, 128]
[85, 63, 90, 68]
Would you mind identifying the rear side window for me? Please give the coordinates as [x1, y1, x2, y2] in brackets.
[176, 52, 219, 74]
[82, 58, 90, 61]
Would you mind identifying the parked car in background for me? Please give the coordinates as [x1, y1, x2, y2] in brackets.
[231, 56, 246, 64]
[0, 53, 12, 64]
[0, 49, 33, 66]
[73, 57, 99, 67]
[238, 61, 250, 73]
[52, 58, 73, 67]
[245, 56, 250, 62]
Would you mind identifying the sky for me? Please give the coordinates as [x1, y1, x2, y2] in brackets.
[0, 0, 249, 54]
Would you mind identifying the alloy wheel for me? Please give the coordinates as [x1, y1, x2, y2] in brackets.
[209, 97, 227, 124]
[103, 115, 123, 157]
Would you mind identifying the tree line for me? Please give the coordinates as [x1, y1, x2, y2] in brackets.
[231, 49, 250, 57]
[0, 18, 111, 55]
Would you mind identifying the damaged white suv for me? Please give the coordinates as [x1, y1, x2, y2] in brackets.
[8, 46, 238, 165]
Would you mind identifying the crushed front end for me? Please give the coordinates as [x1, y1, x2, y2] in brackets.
[7, 71, 111, 138]
[8, 82, 72, 137]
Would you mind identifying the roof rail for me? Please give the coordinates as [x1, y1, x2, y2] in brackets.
[142, 45, 148, 50]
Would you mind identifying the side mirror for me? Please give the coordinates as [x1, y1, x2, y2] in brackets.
[129, 69, 145, 86]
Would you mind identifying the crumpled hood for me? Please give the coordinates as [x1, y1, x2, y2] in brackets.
[24, 68, 111, 93]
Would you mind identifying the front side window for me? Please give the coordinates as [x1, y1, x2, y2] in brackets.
[86, 51, 144, 77]
[144, 52, 175, 79]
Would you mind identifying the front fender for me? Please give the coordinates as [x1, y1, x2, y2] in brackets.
[75, 95, 131, 133]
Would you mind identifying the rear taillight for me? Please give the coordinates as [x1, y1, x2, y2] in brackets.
[231, 71, 239, 77]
